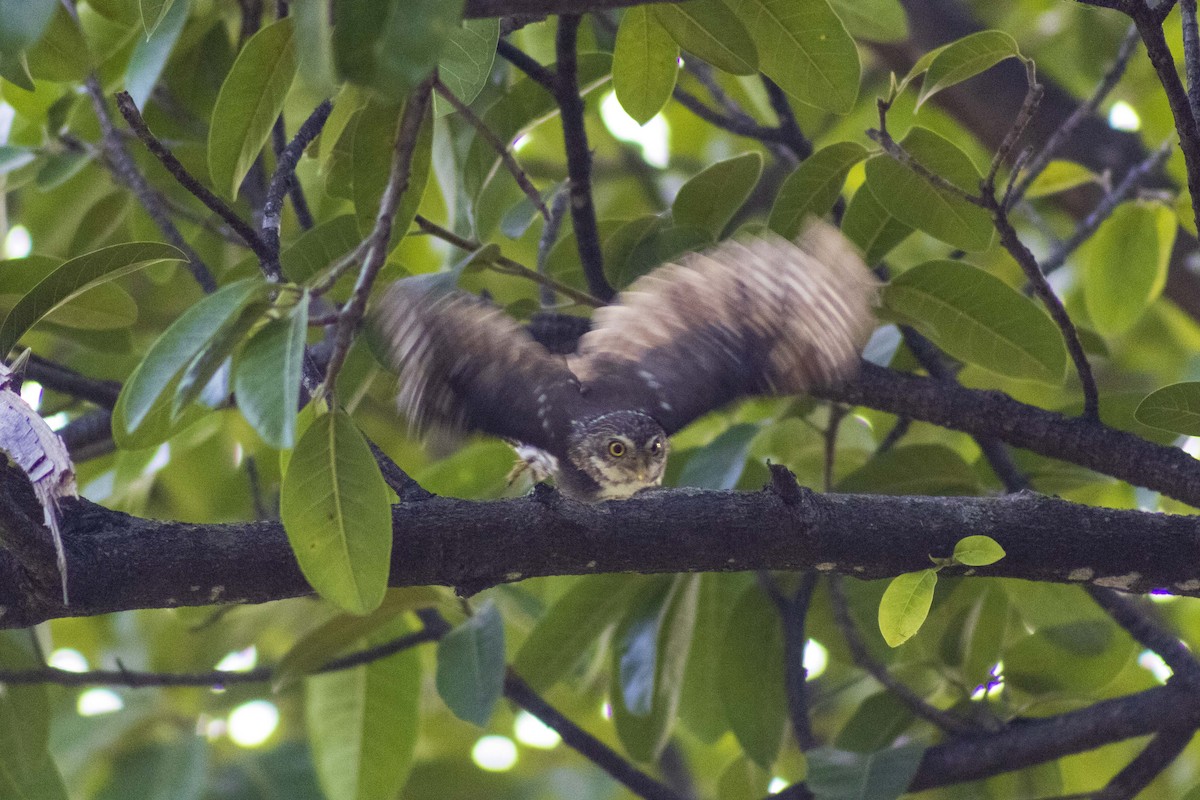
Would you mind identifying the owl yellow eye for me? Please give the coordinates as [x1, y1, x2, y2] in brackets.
[608, 440, 626, 457]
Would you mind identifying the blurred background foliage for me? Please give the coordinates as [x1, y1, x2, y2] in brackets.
[3, 0, 1200, 797]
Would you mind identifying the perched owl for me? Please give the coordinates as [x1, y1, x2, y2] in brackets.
[374, 220, 878, 501]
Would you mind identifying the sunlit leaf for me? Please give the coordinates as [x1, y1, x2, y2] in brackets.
[878, 569, 937, 647]
[1022, 160, 1097, 199]
[280, 408, 393, 615]
[654, 0, 757, 75]
[1135, 382, 1200, 436]
[953, 535, 1006, 567]
[916, 31, 1021, 110]
[208, 17, 297, 197]
[1079, 201, 1176, 336]
[827, 0, 909, 43]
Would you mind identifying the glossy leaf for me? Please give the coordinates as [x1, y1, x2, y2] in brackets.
[841, 182, 912, 264]
[613, 7, 679, 125]
[612, 575, 700, 762]
[916, 31, 1021, 110]
[435, 19, 499, 116]
[827, 0, 909, 43]
[882, 260, 1068, 384]
[307, 618, 421, 800]
[208, 17, 297, 197]
[953, 535, 1006, 567]
[864, 128, 993, 251]
[0, 242, 185, 355]
[653, 0, 757, 75]
[234, 293, 309, 448]
[838, 443, 979, 496]
[806, 744, 927, 800]
[1079, 201, 1176, 335]
[673, 152, 763, 240]
[878, 569, 937, 647]
[514, 574, 647, 692]
[1135, 382, 1200, 435]
[114, 279, 265, 439]
[719, 584, 786, 767]
[436, 601, 506, 726]
[275, 588, 446, 688]
[280, 409, 393, 615]
[127, 0, 190, 107]
[724, 0, 861, 113]
[769, 142, 867, 238]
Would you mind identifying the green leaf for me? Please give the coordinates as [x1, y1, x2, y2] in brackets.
[719, 584, 786, 768]
[434, 19, 499, 116]
[280, 409, 393, 615]
[372, 0, 465, 100]
[878, 569, 937, 647]
[281, 214, 361, 284]
[612, 575, 700, 762]
[724, 0, 861, 113]
[139, 0, 175, 36]
[436, 600, 506, 727]
[841, 182, 912, 264]
[838, 443, 979, 496]
[1135, 382, 1200, 435]
[126, 0, 189, 108]
[653, 0, 757, 75]
[0, 633, 67, 800]
[0, 241, 186, 355]
[672, 152, 763, 240]
[208, 17, 297, 198]
[294, 0, 335, 96]
[0, 146, 36, 176]
[514, 574, 647, 692]
[0, 50, 34, 92]
[94, 739, 206, 800]
[1079, 200, 1176, 336]
[806, 744, 926, 800]
[172, 296, 269, 419]
[307, 617, 421, 800]
[353, 96, 434, 246]
[613, 7, 679, 125]
[864, 127, 993, 251]
[826, 0, 909, 43]
[114, 279, 265, 439]
[680, 574, 747, 743]
[717, 755, 772, 800]
[834, 692, 916, 753]
[275, 588, 446, 688]
[916, 31, 1021, 110]
[1004, 620, 1135, 694]
[464, 52, 611, 198]
[677, 423, 760, 490]
[953, 535, 1006, 567]
[768, 142, 867, 238]
[234, 293, 308, 448]
[1023, 160, 1097, 199]
[882, 260, 1068, 384]
[41, 283, 138, 332]
[23, 5, 89, 82]
[0, 0, 56, 59]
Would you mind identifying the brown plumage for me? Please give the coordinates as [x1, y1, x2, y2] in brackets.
[372, 220, 879, 501]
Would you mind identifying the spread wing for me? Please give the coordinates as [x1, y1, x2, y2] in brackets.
[571, 220, 879, 434]
[372, 281, 580, 451]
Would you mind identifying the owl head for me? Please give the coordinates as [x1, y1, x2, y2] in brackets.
[567, 411, 669, 500]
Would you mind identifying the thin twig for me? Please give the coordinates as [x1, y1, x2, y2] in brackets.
[87, 82, 218, 293]
[496, 38, 556, 90]
[413, 214, 604, 307]
[369, 441, 433, 502]
[1086, 586, 1200, 687]
[262, 100, 332, 278]
[671, 86, 788, 144]
[762, 77, 812, 161]
[271, 117, 315, 231]
[1008, 24, 1139, 208]
[433, 78, 550, 221]
[325, 81, 434, 394]
[868, 101, 987, 209]
[504, 670, 686, 800]
[984, 60, 1043, 194]
[1092, 725, 1197, 800]
[538, 189, 571, 306]
[554, 14, 615, 302]
[25, 355, 121, 409]
[827, 575, 980, 735]
[114, 91, 272, 267]
[1186, 0, 1200, 124]
[762, 572, 819, 750]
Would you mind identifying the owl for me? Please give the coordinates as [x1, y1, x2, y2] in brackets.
[373, 220, 878, 501]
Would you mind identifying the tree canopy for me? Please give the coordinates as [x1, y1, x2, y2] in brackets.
[2, 0, 1200, 798]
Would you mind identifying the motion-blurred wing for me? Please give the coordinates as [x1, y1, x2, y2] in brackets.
[373, 282, 580, 451]
[571, 220, 878, 434]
